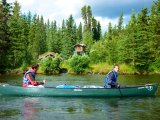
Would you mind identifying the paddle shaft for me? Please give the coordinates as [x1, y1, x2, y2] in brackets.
[118, 87, 122, 96]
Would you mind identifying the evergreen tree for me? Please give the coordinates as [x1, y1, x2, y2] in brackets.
[52, 20, 59, 53]
[82, 31, 93, 54]
[105, 22, 112, 40]
[28, 15, 46, 60]
[87, 6, 92, 32]
[91, 18, 102, 41]
[0, 0, 11, 70]
[76, 22, 82, 43]
[104, 21, 119, 64]
[122, 10, 137, 65]
[46, 19, 51, 51]
[8, 1, 25, 67]
[56, 27, 62, 53]
[28, 14, 38, 60]
[26, 11, 32, 26]
[47, 21, 54, 52]
[117, 13, 123, 33]
[81, 5, 93, 52]
[134, 8, 152, 72]
[81, 5, 87, 32]
[39, 16, 47, 54]
[105, 37, 118, 64]
[90, 41, 107, 63]
[92, 17, 98, 40]
[97, 21, 102, 40]
[61, 19, 67, 58]
[149, 0, 160, 70]
[81, 5, 92, 32]
[61, 15, 76, 59]
[20, 14, 31, 65]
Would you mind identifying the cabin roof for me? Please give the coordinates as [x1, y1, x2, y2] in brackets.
[38, 52, 55, 60]
[74, 44, 86, 47]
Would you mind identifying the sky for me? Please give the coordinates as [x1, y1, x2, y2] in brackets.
[7, 0, 155, 32]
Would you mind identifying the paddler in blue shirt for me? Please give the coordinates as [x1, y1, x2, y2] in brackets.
[104, 64, 119, 88]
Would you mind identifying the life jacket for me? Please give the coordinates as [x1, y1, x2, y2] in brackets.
[111, 70, 118, 83]
[104, 70, 118, 88]
[23, 70, 35, 85]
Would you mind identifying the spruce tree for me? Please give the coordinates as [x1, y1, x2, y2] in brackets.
[106, 22, 112, 40]
[52, 20, 58, 53]
[46, 19, 51, 51]
[122, 10, 137, 66]
[117, 13, 123, 33]
[20, 14, 31, 66]
[149, 0, 160, 70]
[76, 22, 82, 43]
[134, 8, 151, 72]
[0, 0, 11, 70]
[39, 16, 47, 54]
[8, 1, 25, 67]
[81, 5, 93, 52]
[61, 15, 76, 59]
[28, 14, 38, 60]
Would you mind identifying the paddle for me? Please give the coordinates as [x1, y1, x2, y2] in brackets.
[43, 80, 46, 84]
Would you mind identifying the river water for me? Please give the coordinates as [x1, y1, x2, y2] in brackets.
[0, 74, 160, 120]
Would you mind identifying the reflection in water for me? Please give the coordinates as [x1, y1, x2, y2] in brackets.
[0, 109, 19, 118]
[66, 107, 76, 113]
[22, 98, 40, 120]
[0, 97, 160, 120]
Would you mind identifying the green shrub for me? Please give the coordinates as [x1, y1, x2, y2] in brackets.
[89, 41, 107, 63]
[68, 55, 90, 74]
[21, 62, 28, 71]
[149, 58, 160, 72]
[40, 55, 62, 74]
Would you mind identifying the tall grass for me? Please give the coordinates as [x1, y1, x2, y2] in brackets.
[90, 63, 112, 74]
[60, 62, 142, 75]
[90, 63, 137, 75]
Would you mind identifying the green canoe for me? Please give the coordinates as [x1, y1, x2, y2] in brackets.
[0, 84, 158, 97]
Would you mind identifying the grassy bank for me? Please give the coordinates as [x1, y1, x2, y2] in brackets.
[60, 62, 138, 75]
[3, 63, 159, 75]
[88, 63, 137, 75]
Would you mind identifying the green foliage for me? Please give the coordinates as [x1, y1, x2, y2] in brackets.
[82, 31, 93, 53]
[104, 37, 118, 64]
[89, 41, 107, 63]
[92, 17, 101, 41]
[76, 22, 83, 43]
[21, 62, 28, 71]
[133, 8, 152, 72]
[1, 0, 160, 74]
[40, 55, 62, 74]
[149, 58, 160, 72]
[8, 1, 26, 68]
[90, 63, 136, 74]
[61, 15, 77, 59]
[0, 0, 11, 71]
[68, 55, 90, 74]
[117, 13, 123, 33]
[81, 5, 92, 32]
[90, 63, 112, 74]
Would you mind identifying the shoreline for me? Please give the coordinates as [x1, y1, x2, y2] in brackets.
[1, 69, 160, 76]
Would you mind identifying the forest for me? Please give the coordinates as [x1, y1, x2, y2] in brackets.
[0, 0, 160, 74]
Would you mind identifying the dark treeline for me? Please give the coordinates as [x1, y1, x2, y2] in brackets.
[0, 0, 160, 73]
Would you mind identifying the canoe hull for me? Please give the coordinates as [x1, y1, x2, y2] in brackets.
[0, 84, 158, 97]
